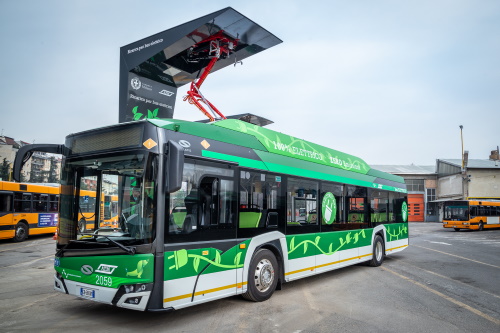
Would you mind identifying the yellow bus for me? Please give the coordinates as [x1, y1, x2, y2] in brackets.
[443, 199, 500, 231]
[77, 191, 119, 232]
[0, 181, 59, 242]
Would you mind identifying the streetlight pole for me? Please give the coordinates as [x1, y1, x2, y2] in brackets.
[459, 125, 464, 172]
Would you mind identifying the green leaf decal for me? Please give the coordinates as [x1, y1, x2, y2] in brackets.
[147, 110, 153, 119]
[193, 257, 200, 272]
[290, 237, 295, 251]
[304, 242, 308, 254]
[328, 243, 333, 254]
[153, 108, 159, 117]
[215, 251, 221, 264]
[346, 233, 352, 244]
[234, 252, 242, 266]
[133, 113, 143, 120]
[315, 236, 320, 245]
[353, 233, 359, 244]
[132, 106, 138, 114]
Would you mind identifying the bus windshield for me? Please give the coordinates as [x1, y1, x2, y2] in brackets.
[443, 201, 469, 221]
[58, 152, 156, 248]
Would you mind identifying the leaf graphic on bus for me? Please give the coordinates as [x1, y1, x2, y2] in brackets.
[153, 108, 158, 117]
[345, 232, 352, 244]
[193, 256, 200, 272]
[133, 113, 143, 120]
[234, 252, 242, 266]
[328, 243, 333, 254]
[148, 110, 154, 118]
[315, 236, 320, 245]
[214, 251, 221, 264]
[353, 233, 359, 244]
[290, 237, 295, 251]
[303, 242, 308, 254]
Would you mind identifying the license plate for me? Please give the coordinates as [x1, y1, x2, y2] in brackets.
[80, 287, 96, 299]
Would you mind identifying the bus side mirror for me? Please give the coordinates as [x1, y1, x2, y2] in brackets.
[13, 144, 67, 182]
[165, 140, 184, 193]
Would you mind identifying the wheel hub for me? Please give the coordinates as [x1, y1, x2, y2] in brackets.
[254, 259, 274, 292]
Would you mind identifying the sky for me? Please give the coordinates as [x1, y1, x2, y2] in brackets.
[1, 0, 499, 166]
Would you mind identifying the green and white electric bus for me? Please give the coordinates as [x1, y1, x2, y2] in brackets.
[14, 117, 408, 311]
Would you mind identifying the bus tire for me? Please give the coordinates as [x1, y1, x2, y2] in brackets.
[243, 249, 278, 302]
[78, 219, 86, 233]
[454, 228, 460, 232]
[478, 222, 484, 231]
[368, 235, 385, 267]
[14, 222, 28, 242]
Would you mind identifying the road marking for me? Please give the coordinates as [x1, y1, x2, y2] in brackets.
[1, 254, 54, 268]
[427, 241, 452, 246]
[10, 293, 59, 312]
[382, 266, 500, 326]
[388, 258, 500, 300]
[0, 240, 54, 253]
[414, 245, 500, 269]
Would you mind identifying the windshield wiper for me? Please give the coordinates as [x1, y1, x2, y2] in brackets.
[80, 233, 136, 255]
[99, 234, 136, 255]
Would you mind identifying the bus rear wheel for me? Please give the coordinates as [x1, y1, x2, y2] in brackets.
[478, 222, 484, 231]
[14, 222, 28, 242]
[243, 249, 278, 302]
[78, 219, 86, 233]
[368, 235, 385, 267]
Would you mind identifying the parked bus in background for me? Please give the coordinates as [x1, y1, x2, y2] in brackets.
[443, 199, 500, 231]
[78, 191, 119, 232]
[0, 180, 59, 242]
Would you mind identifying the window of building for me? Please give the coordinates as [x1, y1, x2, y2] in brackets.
[405, 179, 424, 192]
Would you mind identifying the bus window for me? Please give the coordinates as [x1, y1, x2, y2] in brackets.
[49, 195, 59, 212]
[0, 192, 13, 212]
[238, 171, 282, 234]
[287, 177, 319, 234]
[369, 190, 389, 224]
[14, 193, 32, 212]
[33, 193, 49, 212]
[346, 186, 368, 226]
[320, 182, 344, 231]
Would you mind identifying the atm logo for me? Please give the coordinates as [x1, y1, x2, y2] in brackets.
[95, 264, 118, 275]
[159, 89, 175, 97]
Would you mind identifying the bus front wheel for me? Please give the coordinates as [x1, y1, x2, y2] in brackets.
[14, 222, 28, 242]
[368, 235, 385, 267]
[478, 222, 484, 231]
[243, 249, 278, 302]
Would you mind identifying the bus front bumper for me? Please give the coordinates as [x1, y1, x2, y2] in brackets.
[54, 273, 151, 311]
[442, 222, 478, 230]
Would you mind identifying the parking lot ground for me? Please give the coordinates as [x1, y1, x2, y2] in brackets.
[0, 223, 499, 332]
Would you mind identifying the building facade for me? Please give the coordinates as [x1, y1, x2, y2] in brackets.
[371, 165, 438, 222]
[0, 135, 61, 183]
[373, 156, 500, 222]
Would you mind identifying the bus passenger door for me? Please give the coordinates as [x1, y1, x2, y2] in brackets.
[164, 161, 237, 309]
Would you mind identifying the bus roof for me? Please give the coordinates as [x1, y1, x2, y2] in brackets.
[149, 118, 407, 193]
